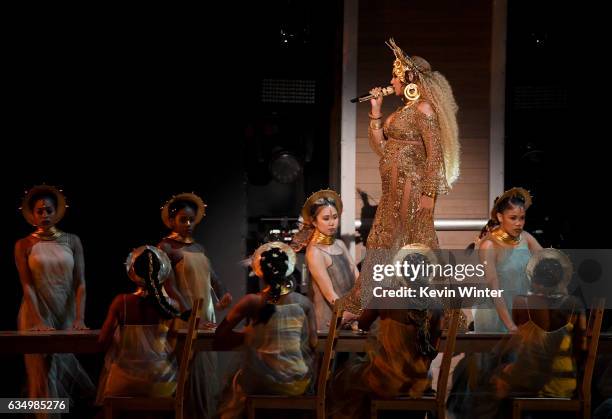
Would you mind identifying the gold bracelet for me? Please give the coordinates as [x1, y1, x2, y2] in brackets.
[368, 112, 383, 119]
[369, 119, 383, 130]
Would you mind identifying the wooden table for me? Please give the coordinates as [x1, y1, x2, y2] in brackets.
[1, 330, 610, 354]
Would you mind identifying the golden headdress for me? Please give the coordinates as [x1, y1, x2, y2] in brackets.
[386, 38, 461, 188]
[161, 192, 207, 229]
[526, 248, 573, 294]
[126, 245, 173, 288]
[289, 189, 343, 252]
[21, 185, 67, 226]
[386, 38, 429, 83]
[301, 189, 343, 225]
[392, 243, 441, 286]
[491, 187, 532, 218]
[251, 241, 296, 279]
[251, 241, 296, 296]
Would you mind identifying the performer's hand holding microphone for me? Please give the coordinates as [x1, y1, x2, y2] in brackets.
[350, 86, 394, 103]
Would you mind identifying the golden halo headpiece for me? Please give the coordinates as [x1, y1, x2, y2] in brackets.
[251, 241, 296, 281]
[492, 187, 532, 218]
[301, 189, 343, 225]
[392, 243, 441, 286]
[21, 185, 67, 226]
[526, 248, 573, 292]
[161, 192, 207, 229]
[125, 245, 172, 288]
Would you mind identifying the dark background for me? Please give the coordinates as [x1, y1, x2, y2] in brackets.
[1, 0, 594, 402]
[0, 1, 342, 399]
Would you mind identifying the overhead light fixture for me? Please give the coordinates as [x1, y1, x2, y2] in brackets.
[269, 149, 302, 183]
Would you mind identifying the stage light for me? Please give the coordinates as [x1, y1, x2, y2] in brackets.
[268, 149, 302, 183]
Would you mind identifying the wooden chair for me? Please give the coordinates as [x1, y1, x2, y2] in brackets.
[104, 298, 203, 419]
[511, 298, 605, 419]
[246, 298, 345, 419]
[370, 309, 461, 419]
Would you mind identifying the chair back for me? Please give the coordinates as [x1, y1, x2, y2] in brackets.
[436, 309, 460, 402]
[581, 298, 604, 402]
[175, 298, 203, 418]
[316, 298, 345, 405]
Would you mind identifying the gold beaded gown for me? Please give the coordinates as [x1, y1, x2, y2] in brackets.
[347, 100, 449, 313]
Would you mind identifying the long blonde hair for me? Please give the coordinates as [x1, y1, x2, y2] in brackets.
[412, 56, 460, 187]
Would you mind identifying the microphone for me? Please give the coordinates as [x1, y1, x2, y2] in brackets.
[350, 86, 394, 103]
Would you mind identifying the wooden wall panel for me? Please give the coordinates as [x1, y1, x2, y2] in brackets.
[354, 0, 493, 249]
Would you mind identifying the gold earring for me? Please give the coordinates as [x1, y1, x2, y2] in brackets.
[404, 83, 420, 101]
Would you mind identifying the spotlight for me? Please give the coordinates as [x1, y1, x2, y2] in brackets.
[269, 149, 302, 183]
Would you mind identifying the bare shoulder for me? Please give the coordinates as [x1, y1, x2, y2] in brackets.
[478, 237, 495, 250]
[241, 292, 262, 305]
[237, 293, 263, 311]
[110, 294, 128, 312]
[521, 231, 533, 240]
[306, 243, 323, 261]
[522, 231, 537, 244]
[15, 236, 29, 252]
[417, 100, 435, 116]
[15, 236, 35, 254]
[478, 238, 497, 264]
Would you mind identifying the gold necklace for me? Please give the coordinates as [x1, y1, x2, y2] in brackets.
[491, 228, 521, 246]
[166, 232, 194, 244]
[262, 281, 293, 304]
[312, 229, 335, 245]
[31, 226, 63, 241]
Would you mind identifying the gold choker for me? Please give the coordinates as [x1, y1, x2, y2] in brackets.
[262, 281, 294, 304]
[312, 229, 335, 245]
[31, 226, 63, 241]
[166, 232, 194, 244]
[491, 228, 521, 246]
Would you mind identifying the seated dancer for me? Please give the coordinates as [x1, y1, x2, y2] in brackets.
[454, 249, 587, 419]
[330, 244, 443, 419]
[493, 250, 587, 398]
[215, 242, 317, 419]
[97, 246, 182, 403]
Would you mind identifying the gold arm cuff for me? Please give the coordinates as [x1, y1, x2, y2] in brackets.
[369, 119, 383, 130]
